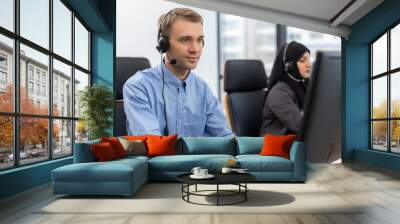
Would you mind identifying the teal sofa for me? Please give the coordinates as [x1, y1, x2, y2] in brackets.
[52, 137, 306, 196]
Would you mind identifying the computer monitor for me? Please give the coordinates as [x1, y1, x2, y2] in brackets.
[300, 51, 342, 163]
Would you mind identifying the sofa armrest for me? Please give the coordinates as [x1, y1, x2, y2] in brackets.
[73, 140, 100, 163]
[289, 141, 306, 181]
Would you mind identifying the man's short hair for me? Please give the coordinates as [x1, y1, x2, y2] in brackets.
[158, 8, 203, 37]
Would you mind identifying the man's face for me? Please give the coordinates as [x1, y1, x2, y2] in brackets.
[167, 18, 204, 70]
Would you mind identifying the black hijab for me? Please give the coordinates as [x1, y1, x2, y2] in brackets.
[268, 41, 310, 110]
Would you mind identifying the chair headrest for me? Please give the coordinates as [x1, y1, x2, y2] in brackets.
[224, 60, 268, 93]
[116, 57, 151, 100]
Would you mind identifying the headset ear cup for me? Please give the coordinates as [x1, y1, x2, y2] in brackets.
[285, 62, 294, 74]
[157, 36, 169, 53]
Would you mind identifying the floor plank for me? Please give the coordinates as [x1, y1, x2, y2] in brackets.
[1, 162, 400, 224]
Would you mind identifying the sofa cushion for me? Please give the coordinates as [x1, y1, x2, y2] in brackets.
[236, 137, 263, 155]
[74, 139, 100, 163]
[260, 134, 296, 159]
[147, 135, 177, 157]
[148, 154, 235, 172]
[91, 142, 118, 161]
[179, 137, 236, 155]
[236, 155, 293, 172]
[101, 137, 127, 158]
[52, 158, 147, 183]
[118, 137, 147, 156]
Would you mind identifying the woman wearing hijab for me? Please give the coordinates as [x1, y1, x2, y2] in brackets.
[260, 41, 311, 138]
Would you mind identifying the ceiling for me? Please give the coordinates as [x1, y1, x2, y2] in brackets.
[167, 0, 384, 38]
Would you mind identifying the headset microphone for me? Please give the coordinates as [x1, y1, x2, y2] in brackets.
[169, 58, 177, 65]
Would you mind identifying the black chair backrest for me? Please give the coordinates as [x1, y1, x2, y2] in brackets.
[115, 57, 151, 136]
[224, 60, 268, 136]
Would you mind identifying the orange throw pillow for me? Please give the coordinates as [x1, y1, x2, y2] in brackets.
[91, 142, 118, 161]
[146, 135, 177, 157]
[260, 134, 296, 159]
[123, 135, 149, 141]
[101, 137, 126, 158]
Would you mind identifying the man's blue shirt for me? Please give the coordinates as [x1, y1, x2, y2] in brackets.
[123, 63, 233, 137]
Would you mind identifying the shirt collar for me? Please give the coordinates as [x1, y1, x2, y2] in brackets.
[160, 63, 192, 91]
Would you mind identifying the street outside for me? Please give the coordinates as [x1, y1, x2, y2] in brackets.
[0, 146, 71, 170]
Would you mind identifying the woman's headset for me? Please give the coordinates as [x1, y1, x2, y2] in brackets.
[282, 41, 305, 82]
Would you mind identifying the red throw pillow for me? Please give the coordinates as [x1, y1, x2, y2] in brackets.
[91, 142, 118, 161]
[260, 134, 296, 159]
[146, 135, 177, 157]
[101, 137, 126, 158]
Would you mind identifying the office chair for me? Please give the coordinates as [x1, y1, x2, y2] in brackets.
[115, 57, 151, 136]
[224, 59, 268, 136]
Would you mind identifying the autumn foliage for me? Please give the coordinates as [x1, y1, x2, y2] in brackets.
[0, 84, 59, 150]
[372, 99, 400, 142]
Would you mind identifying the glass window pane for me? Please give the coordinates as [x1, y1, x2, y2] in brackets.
[53, 119, 72, 157]
[0, 34, 14, 112]
[391, 72, 400, 118]
[75, 120, 88, 143]
[75, 18, 89, 70]
[20, 0, 49, 49]
[20, 44, 49, 115]
[287, 26, 341, 64]
[372, 77, 387, 119]
[20, 117, 49, 165]
[391, 120, 400, 153]
[391, 24, 400, 70]
[74, 69, 89, 118]
[53, 0, 72, 60]
[0, 0, 14, 31]
[372, 121, 388, 151]
[220, 14, 276, 75]
[0, 116, 14, 170]
[53, 59, 72, 117]
[372, 33, 387, 76]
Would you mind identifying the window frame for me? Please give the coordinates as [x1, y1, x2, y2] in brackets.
[369, 20, 400, 154]
[0, 0, 92, 171]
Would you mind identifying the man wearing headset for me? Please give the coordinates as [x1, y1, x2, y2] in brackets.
[123, 8, 233, 137]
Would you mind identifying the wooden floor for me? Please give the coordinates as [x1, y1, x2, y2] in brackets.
[1, 162, 400, 224]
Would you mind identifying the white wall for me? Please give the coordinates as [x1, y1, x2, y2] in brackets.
[117, 0, 219, 97]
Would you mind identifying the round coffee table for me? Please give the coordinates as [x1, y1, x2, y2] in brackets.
[177, 172, 255, 206]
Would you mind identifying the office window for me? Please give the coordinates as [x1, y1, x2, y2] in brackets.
[53, 119, 72, 158]
[53, 0, 72, 60]
[53, 59, 72, 116]
[0, 0, 14, 32]
[75, 18, 89, 70]
[0, 34, 14, 113]
[219, 14, 276, 98]
[391, 24, 400, 70]
[370, 23, 400, 153]
[20, 0, 49, 49]
[0, 116, 13, 170]
[21, 44, 49, 116]
[74, 69, 89, 142]
[287, 27, 341, 63]
[0, 0, 91, 170]
[19, 117, 49, 165]
[74, 69, 89, 118]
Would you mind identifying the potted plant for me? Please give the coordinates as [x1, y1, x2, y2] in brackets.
[79, 84, 113, 140]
